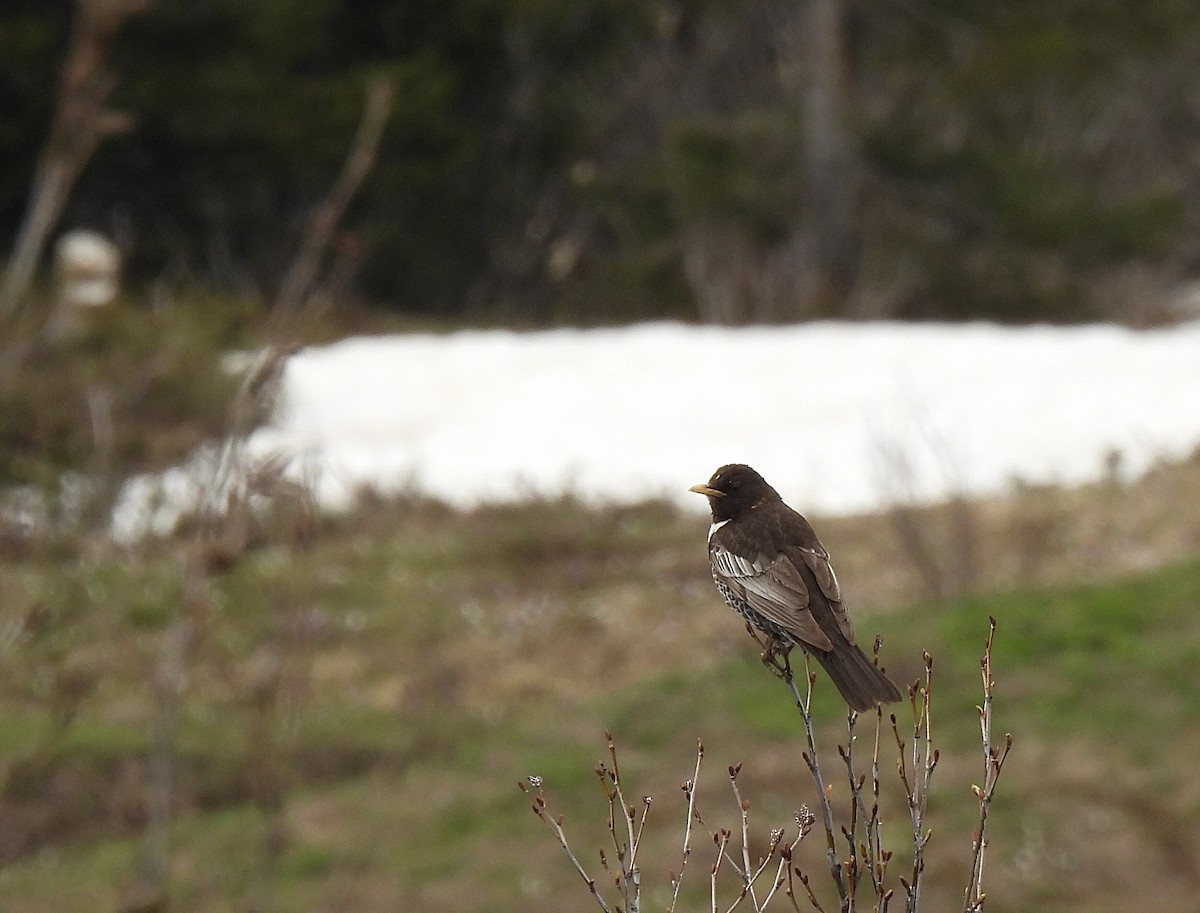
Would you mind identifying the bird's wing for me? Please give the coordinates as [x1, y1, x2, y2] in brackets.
[793, 546, 856, 645]
[710, 545, 836, 651]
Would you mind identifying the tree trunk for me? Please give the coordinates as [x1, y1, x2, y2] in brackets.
[800, 0, 859, 316]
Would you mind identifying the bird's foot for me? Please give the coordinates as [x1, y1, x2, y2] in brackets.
[752, 631, 793, 681]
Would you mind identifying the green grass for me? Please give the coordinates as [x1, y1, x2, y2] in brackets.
[2, 491, 1200, 913]
[934, 559, 1200, 740]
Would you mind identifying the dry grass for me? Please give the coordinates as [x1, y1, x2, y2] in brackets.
[0, 451, 1199, 911]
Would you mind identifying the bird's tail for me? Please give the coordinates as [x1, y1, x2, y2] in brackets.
[811, 643, 903, 712]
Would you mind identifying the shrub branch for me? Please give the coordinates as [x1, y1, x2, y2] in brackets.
[523, 622, 1009, 913]
[963, 616, 1012, 912]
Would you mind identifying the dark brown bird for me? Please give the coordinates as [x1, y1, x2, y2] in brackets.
[690, 464, 901, 711]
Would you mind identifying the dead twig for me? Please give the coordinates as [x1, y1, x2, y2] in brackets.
[520, 774, 614, 913]
[892, 652, 938, 913]
[1, 0, 148, 320]
[669, 740, 705, 913]
[271, 75, 395, 325]
[963, 617, 1012, 913]
[780, 650, 849, 908]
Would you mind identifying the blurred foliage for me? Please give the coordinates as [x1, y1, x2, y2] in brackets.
[2, 0, 1200, 323]
[856, 0, 1197, 321]
[664, 112, 802, 245]
[0, 296, 252, 523]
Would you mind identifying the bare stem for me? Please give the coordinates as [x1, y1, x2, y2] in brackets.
[520, 777, 614, 913]
[728, 764, 758, 910]
[867, 705, 889, 902]
[838, 710, 862, 898]
[789, 865, 829, 913]
[271, 74, 395, 325]
[892, 651, 937, 913]
[1, 0, 148, 320]
[783, 654, 849, 908]
[839, 703, 891, 908]
[669, 741, 705, 913]
[963, 617, 1012, 913]
[600, 730, 642, 913]
[712, 829, 731, 913]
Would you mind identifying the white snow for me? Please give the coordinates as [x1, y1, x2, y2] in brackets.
[116, 320, 1200, 537]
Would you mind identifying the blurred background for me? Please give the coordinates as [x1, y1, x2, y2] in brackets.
[2, 1, 1200, 912]
[5, 0, 1200, 326]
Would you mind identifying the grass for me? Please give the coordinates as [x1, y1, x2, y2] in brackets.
[1, 459, 1200, 911]
[935, 559, 1200, 744]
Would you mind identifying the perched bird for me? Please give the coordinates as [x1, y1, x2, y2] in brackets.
[690, 464, 901, 711]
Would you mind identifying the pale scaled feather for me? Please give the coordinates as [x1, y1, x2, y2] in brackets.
[709, 545, 834, 651]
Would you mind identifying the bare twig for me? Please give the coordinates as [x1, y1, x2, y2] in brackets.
[729, 763, 755, 908]
[867, 705, 892, 908]
[788, 862, 828, 913]
[892, 652, 938, 913]
[686, 747, 812, 913]
[520, 775, 614, 913]
[712, 827, 731, 913]
[271, 75, 395, 324]
[782, 654, 849, 907]
[597, 729, 643, 913]
[757, 824, 795, 911]
[123, 339, 290, 912]
[963, 617, 1012, 913]
[127, 565, 206, 912]
[839, 703, 892, 908]
[669, 740, 705, 913]
[1, 0, 148, 320]
[837, 711, 861, 884]
[525, 624, 1009, 913]
[779, 807, 817, 911]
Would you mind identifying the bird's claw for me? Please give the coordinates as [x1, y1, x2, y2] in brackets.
[746, 624, 793, 681]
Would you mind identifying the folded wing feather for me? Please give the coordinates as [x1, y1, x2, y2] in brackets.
[710, 545, 835, 651]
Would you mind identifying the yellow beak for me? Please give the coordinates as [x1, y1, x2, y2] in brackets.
[688, 484, 725, 498]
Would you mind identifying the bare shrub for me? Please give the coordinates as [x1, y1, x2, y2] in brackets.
[522, 622, 1010, 912]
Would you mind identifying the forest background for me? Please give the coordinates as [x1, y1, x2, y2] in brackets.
[5, 0, 1200, 328]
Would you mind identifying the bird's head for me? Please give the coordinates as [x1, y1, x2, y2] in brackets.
[689, 464, 780, 521]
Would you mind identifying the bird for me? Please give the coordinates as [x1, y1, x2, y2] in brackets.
[690, 463, 901, 711]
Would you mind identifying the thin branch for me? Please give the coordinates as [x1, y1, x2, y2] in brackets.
[523, 624, 1008, 913]
[728, 764, 757, 909]
[782, 653, 849, 906]
[520, 777, 614, 913]
[838, 701, 891, 908]
[789, 865, 829, 913]
[963, 617, 1012, 913]
[669, 740, 705, 913]
[588, 732, 645, 913]
[692, 806, 748, 877]
[724, 762, 788, 912]
[837, 710, 862, 892]
[892, 652, 937, 913]
[867, 703, 890, 902]
[603, 730, 642, 913]
[1, 0, 148, 320]
[712, 829, 732, 913]
[271, 74, 395, 324]
[744, 824, 788, 911]
[758, 837, 793, 911]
